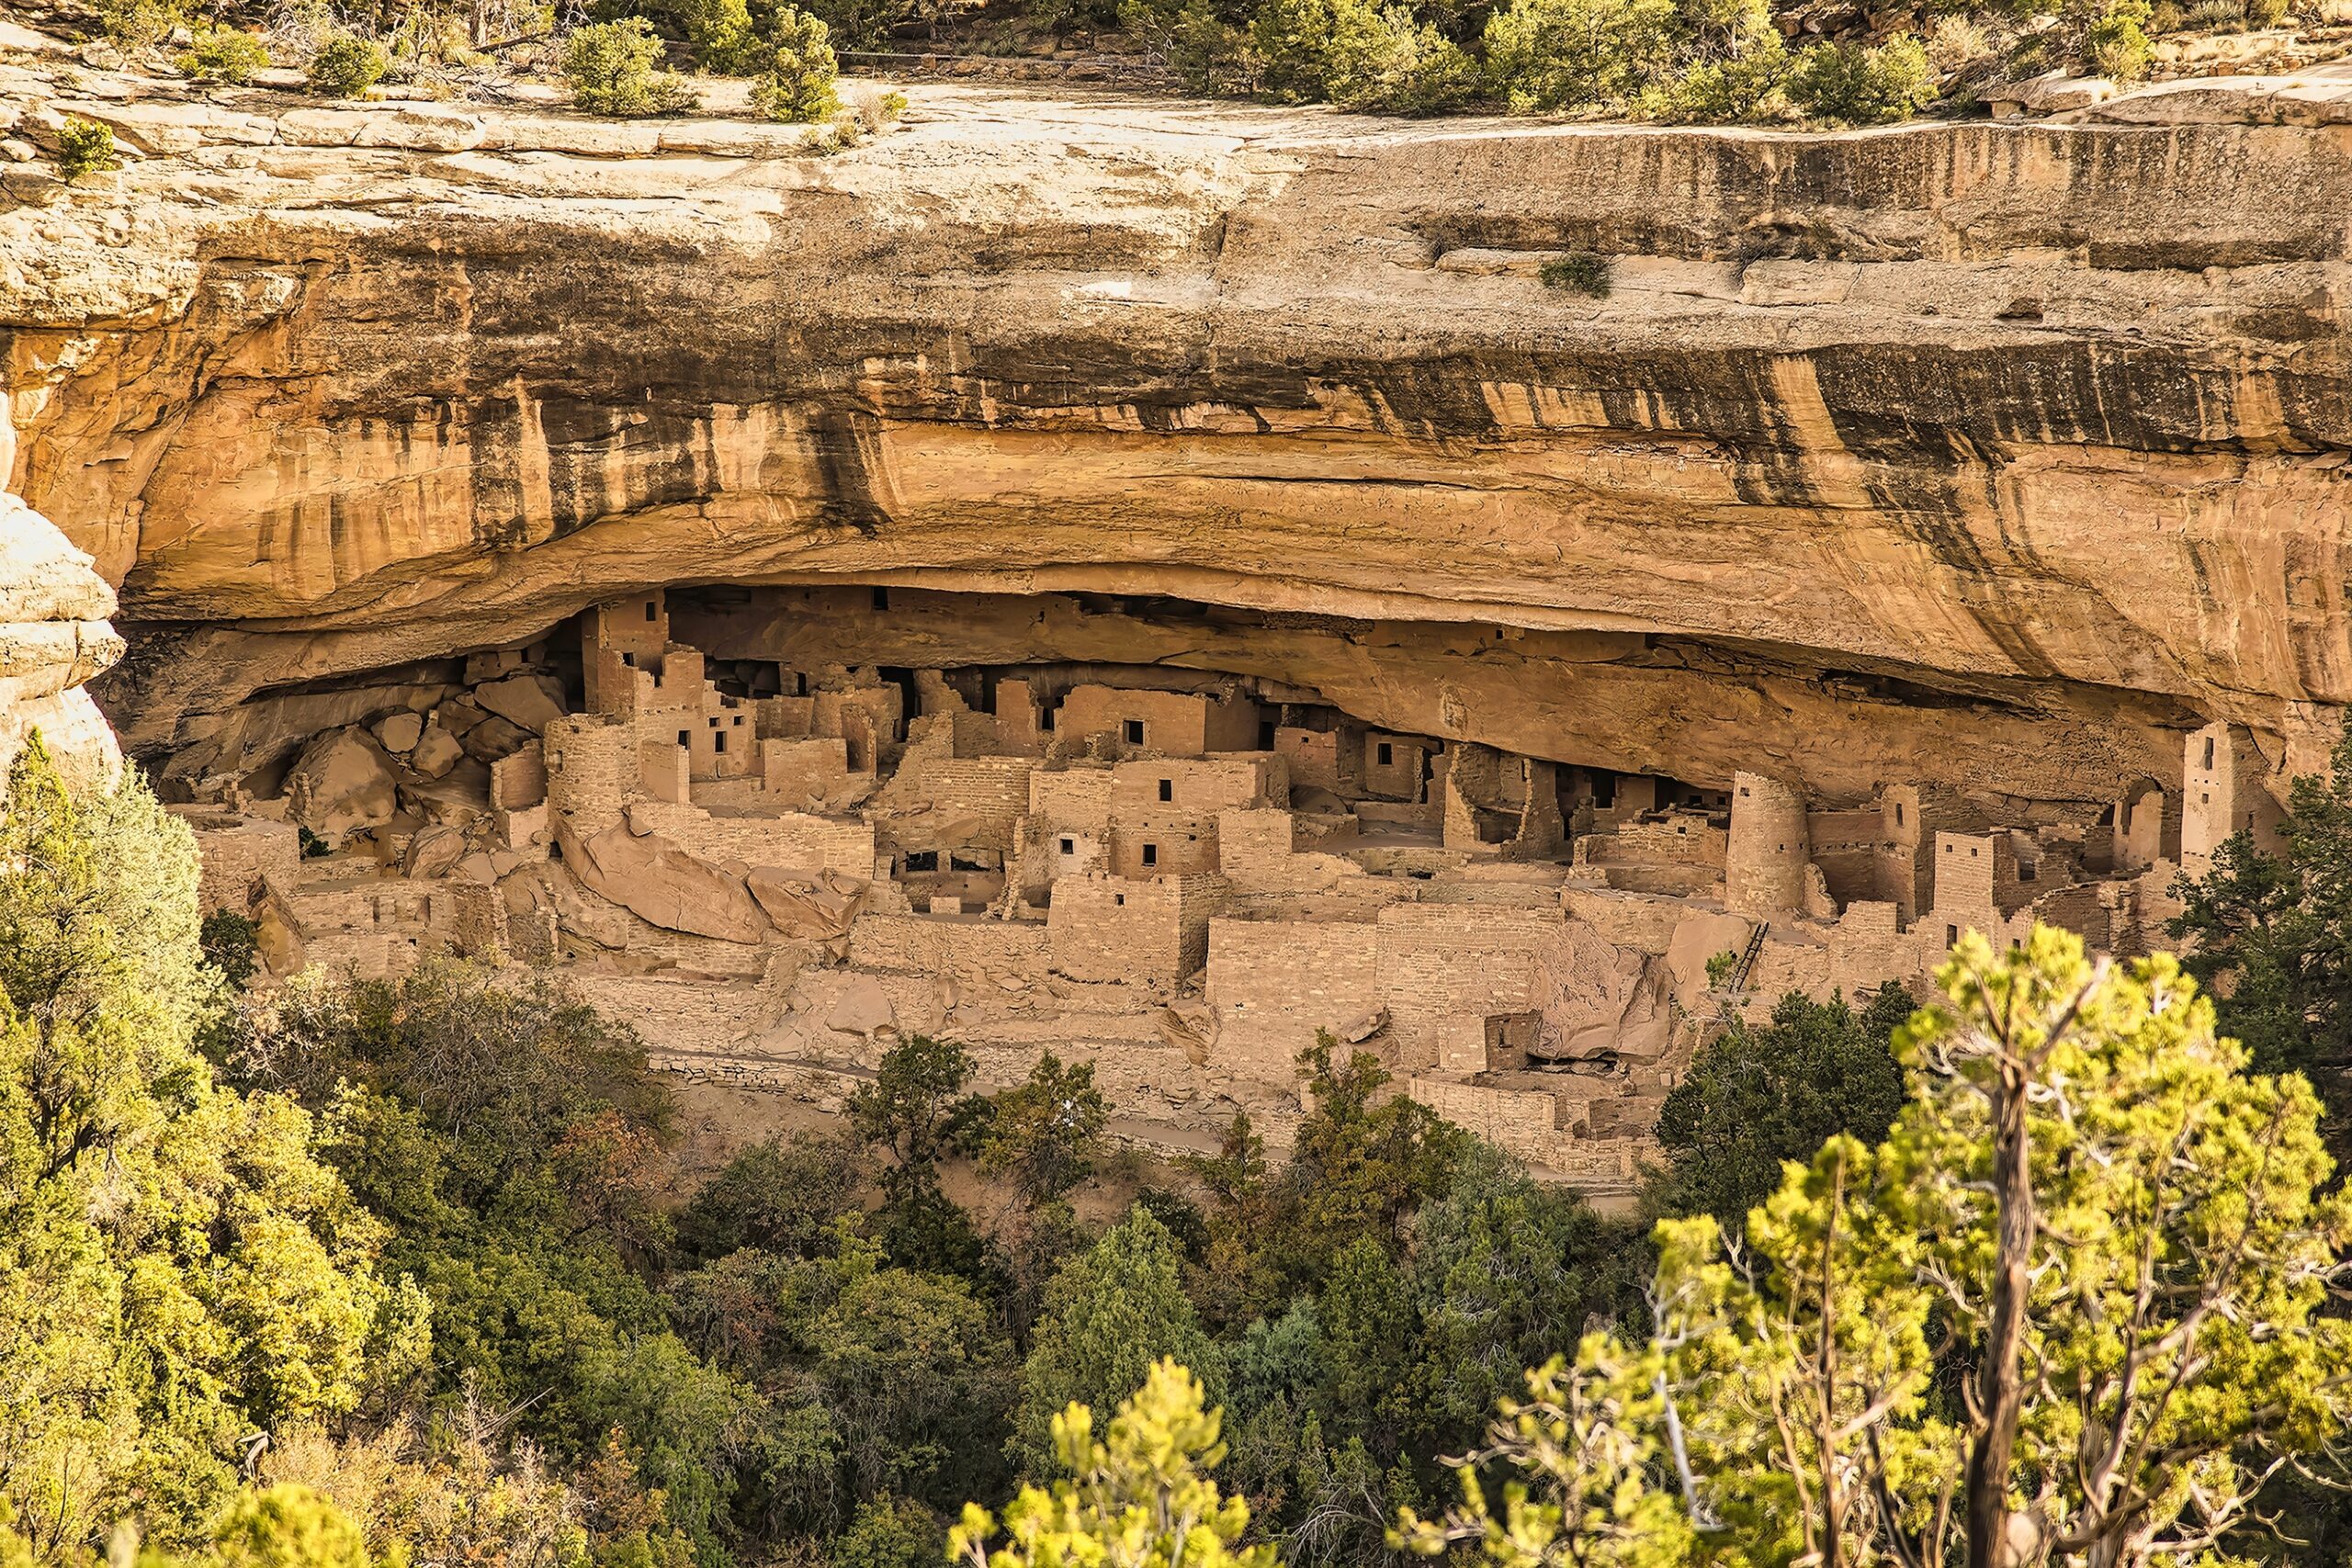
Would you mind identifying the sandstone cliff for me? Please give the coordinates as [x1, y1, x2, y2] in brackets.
[0, 491, 122, 784]
[7, 47, 2352, 805]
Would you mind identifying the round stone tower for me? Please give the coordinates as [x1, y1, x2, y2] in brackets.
[1725, 770, 1812, 919]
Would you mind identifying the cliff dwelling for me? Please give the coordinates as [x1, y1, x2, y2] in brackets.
[119, 576, 2277, 1195]
[8, 56, 2348, 1196]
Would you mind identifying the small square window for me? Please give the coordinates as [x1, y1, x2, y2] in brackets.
[1059, 838, 1075, 854]
[1125, 719, 1145, 745]
[710, 716, 721, 728]
[1377, 742, 1393, 766]
[1159, 778, 1173, 802]
[1142, 844, 1159, 867]
[1114, 894, 1125, 907]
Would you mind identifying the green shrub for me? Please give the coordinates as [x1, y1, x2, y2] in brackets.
[199, 908, 262, 987]
[749, 6, 842, 121]
[177, 25, 272, 82]
[1656, 34, 1787, 120]
[1028, 0, 1122, 35]
[848, 85, 908, 132]
[1784, 33, 1936, 123]
[800, 0, 896, 50]
[1326, 1, 1473, 112]
[1121, 0, 1260, 93]
[307, 32, 390, 96]
[95, 0, 187, 49]
[1538, 251, 1611, 296]
[1481, 0, 1676, 110]
[1251, 0, 1471, 111]
[2245, 0, 2290, 25]
[679, 0, 763, 71]
[564, 17, 700, 114]
[801, 116, 861, 152]
[1250, 0, 1343, 98]
[2085, 0, 2154, 77]
[56, 117, 120, 181]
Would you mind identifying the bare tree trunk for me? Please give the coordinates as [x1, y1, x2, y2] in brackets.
[1966, 1061, 2033, 1568]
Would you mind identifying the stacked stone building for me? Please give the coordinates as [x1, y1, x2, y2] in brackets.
[170, 588, 2288, 1199]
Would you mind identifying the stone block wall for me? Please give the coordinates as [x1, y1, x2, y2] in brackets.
[1204, 917, 1382, 1078]
[628, 798, 877, 880]
[1407, 1075, 1566, 1168]
[759, 737, 856, 805]
[1374, 903, 1556, 1071]
[848, 912, 1051, 985]
[491, 742, 547, 810]
[1275, 725, 1362, 796]
[1362, 733, 1429, 801]
[545, 715, 636, 833]
[187, 815, 301, 913]
[1030, 764, 1114, 829]
[1046, 874, 1219, 992]
[1727, 771, 1812, 919]
[2183, 720, 2286, 876]
[1111, 812, 1219, 877]
[1110, 755, 1284, 817]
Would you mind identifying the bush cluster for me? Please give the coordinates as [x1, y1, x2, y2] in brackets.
[1116, 0, 1939, 118]
[750, 6, 843, 120]
[563, 17, 702, 114]
[57, 117, 121, 181]
[307, 32, 390, 96]
[177, 25, 273, 83]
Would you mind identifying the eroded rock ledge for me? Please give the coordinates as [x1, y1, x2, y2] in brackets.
[7, 54, 2352, 1181]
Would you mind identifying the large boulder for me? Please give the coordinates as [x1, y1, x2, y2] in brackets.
[746, 866, 866, 940]
[285, 726, 398, 846]
[409, 720, 465, 778]
[470, 673, 568, 733]
[562, 819, 771, 943]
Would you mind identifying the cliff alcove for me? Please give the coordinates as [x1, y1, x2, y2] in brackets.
[11, 43, 2352, 1183]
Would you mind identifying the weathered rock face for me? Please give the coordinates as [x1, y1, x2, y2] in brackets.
[0, 492, 123, 784]
[7, 62, 2352, 797]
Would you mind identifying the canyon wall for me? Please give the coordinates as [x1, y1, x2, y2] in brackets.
[6, 57, 2352, 801]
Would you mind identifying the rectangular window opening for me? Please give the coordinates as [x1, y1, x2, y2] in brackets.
[2204, 736, 2217, 770]
[678, 729, 690, 747]
[1142, 844, 1158, 867]
[1059, 838, 1075, 854]
[644, 600, 657, 621]
[1377, 742, 1393, 766]
[1159, 778, 1173, 802]
[1125, 719, 1146, 745]
[715, 732, 727, 754]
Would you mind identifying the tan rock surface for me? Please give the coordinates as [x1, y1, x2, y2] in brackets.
[6, 60, 2352, 802]
[285, 726, 398, 844]
[0, 492, 122, 784]
[563, 818, 773, 942]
